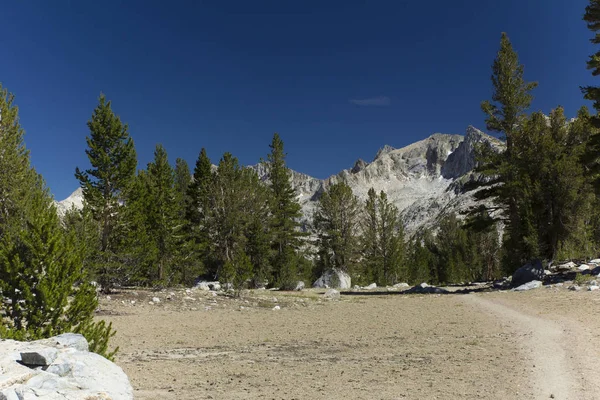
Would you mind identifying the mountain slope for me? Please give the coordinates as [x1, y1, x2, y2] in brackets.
[252, 126, 502, 233]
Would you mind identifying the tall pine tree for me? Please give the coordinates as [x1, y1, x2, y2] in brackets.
[582, 1, 600, 193]
[265, 133, 304, 288]
[186, 148, 214, 276]
[145, 144, 181, 285]
[75, 94, 137, 290]
[314, 181, 360, 274]
[583, 0, 600, 114]
[360, 189, 405, 285]
[206, 153, 272, 287]
[173, 157, 200, 284]
[472, 33, 538, 271]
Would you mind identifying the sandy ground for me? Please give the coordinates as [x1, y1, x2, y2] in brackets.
[98, 286, 600, 400]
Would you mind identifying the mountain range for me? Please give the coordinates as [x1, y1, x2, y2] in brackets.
[56, 126, 503, 235]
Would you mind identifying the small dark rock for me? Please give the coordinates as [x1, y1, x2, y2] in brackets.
[511, 260, 544, 288]
[405, 283, 449, 294]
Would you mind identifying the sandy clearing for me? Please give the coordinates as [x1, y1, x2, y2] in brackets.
[98, 287, 600, 399]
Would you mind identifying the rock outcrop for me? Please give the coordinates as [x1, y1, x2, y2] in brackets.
[0, 333, 133, 399]
[313, 269, 351, 289]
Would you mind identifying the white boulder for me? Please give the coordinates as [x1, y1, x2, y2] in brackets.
[578, 264, 591, 271]
[195, 281, 210, 291]
[555, 261, 576, 271]
[513, 280, 542, 292]
[0, 334, 133, 399]
[57, 337, 89, 353]
[313, 269, 351, 289]
[364, 283, 377, 290]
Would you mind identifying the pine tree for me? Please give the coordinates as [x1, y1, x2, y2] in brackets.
[118, 170, 156, 285]
[208, 153, 272, 285]
[435, 214, 470, 283]
[406, 230, 435, 285]
[582, 1, 600, 192]
[221, 250, 253, 296]
[481, 33, 538, 153]
[62, 203, 101, 275]
[145, 144, 180, 285]
[377, 191, 405, 284]
[75, 94, 137, 290]
[265, 133, 305, 288]
[211, 153, 243, 274]
[186, 148, 214, 274]
[246, 215, 273, 288]
[0, 85, 116, 359]
[174, 158, 191, 219]
[470, 219, 502, 282]
[314, 181, 360, 273]
[0, 87, 31, 230]
[526, 108, 593, 261]
[471, 33, 538, 271]
[361, 188, 380, 283]
[360, 189, 405, 285]
[583, 0, 600, 115]
[173, 157, 200, 284]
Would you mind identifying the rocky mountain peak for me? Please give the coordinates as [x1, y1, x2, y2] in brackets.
[351, 159, 368, 174]
[441, 126, 503, 179]
[374, 145, 395, 160]
[55, 188, 84, 216]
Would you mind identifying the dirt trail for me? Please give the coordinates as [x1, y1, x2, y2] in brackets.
[465, 293, 597, 400]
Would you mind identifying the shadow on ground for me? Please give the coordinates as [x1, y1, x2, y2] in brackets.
[341, 270, 586, 297]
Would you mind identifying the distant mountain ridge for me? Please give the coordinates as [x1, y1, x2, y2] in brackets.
[56, 126, 503, 234]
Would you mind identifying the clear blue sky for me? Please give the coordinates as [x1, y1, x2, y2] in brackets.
[1, 0, 596, 200]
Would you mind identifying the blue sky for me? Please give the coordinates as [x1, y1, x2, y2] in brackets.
[1, 0, 596, 200]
